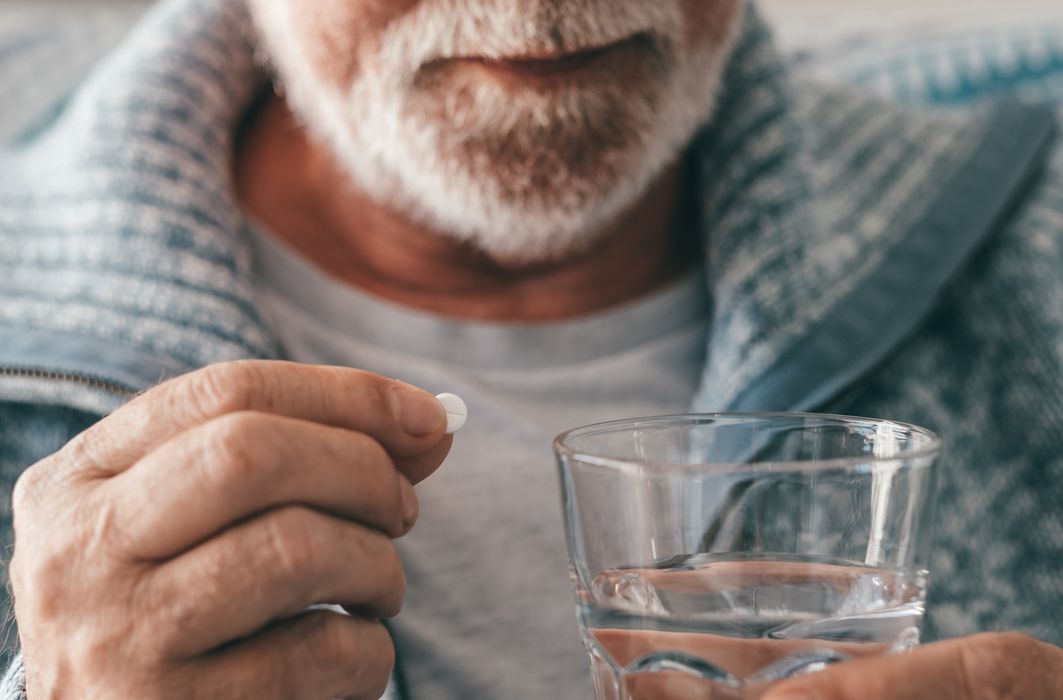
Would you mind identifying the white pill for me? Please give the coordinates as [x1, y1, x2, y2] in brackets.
[436, 393, 468, 435]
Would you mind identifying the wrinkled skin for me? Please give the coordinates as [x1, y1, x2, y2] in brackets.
[12, 361, 452, 699]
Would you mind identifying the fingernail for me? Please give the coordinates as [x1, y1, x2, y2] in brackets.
[400, 477, 419, 532]
[390, 383, 446, 437]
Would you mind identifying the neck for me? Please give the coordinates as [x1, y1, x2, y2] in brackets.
[234, 93, 700, 322]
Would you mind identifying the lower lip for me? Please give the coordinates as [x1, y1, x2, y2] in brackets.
[452, 34, 650, 81]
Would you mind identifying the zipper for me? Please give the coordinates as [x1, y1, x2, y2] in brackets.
[0, 367, 136, 400]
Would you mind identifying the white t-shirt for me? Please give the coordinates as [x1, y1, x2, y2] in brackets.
[249, 225, 711, 700]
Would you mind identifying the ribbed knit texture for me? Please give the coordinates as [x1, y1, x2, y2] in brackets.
[839, 126, 1063, 642]
[0, 0, 279, 380]
[781, 5, 1063, 105]
[0, 0, 1062, 697]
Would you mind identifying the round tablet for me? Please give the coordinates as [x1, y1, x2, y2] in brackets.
[436, 393, 468, 435]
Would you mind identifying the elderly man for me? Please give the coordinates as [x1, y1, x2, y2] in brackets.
[1, 0, 1062, 698]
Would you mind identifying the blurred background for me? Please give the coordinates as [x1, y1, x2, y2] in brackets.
[763, 0, 1063, 106]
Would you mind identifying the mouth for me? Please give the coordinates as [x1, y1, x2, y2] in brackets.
[431, 33, 654, 81]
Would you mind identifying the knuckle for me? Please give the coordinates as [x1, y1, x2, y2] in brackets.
[372, 377, 396, 411]
[12, 502, 127, 622]
[314, 614, 360, 669]
[201, 412, 271, 482]
[181, 362, 262, 418]
[956, 633, 1035, 700]
[367, 376, 411, 431]
[11, 497, 91, 617]
[74, 618, 142, 681]
[265, 507, 324, 579]
[60, 433, 102, 474]
[327, 618, 393, 700]
[12, 465, 44, 523]
[375, 542, 407, 618]
[991, 631, 1040, 656]
[347, 435, 406, 534]
[359, 628, 397, 700]
[398, 479, 420, 534]
[12, 450, 75, 524]
[82, 494, 129, 560]
[12, 548, 74, 622]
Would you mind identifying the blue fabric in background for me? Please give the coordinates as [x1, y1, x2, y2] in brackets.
[780, 9, 1063, 107]
[855, 29, 1063, 105]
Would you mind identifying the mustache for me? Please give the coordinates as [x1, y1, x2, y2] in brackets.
[368, 0, 682, 71]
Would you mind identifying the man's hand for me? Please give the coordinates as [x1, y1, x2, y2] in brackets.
[10, 360, 452, 700]
[763, 633, 1063, 700]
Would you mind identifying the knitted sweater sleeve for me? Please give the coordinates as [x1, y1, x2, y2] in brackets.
[0, 1, 147, 146]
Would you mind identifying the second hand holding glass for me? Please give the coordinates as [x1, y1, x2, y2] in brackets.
[555, 413, 941, 700]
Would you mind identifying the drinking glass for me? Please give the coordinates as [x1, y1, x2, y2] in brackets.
[554, 413, 941, 699]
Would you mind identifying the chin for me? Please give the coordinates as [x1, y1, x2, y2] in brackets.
[251, 0, 742, 262]
[330, 59, 726, 263]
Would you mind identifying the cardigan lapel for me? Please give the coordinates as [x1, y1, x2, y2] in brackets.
[690, 11, 1057, 413]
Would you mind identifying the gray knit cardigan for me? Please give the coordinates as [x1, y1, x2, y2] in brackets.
[1, 0, 1063, 697]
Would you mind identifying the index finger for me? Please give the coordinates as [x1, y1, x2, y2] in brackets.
[65, 361, 448, 479]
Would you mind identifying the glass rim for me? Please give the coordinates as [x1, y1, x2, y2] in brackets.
[553, 412, 942, 474]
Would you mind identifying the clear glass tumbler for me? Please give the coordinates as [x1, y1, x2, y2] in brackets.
[554, 413, 941, 700]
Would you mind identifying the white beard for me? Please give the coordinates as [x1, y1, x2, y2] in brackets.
[247, 0, 741, 262]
